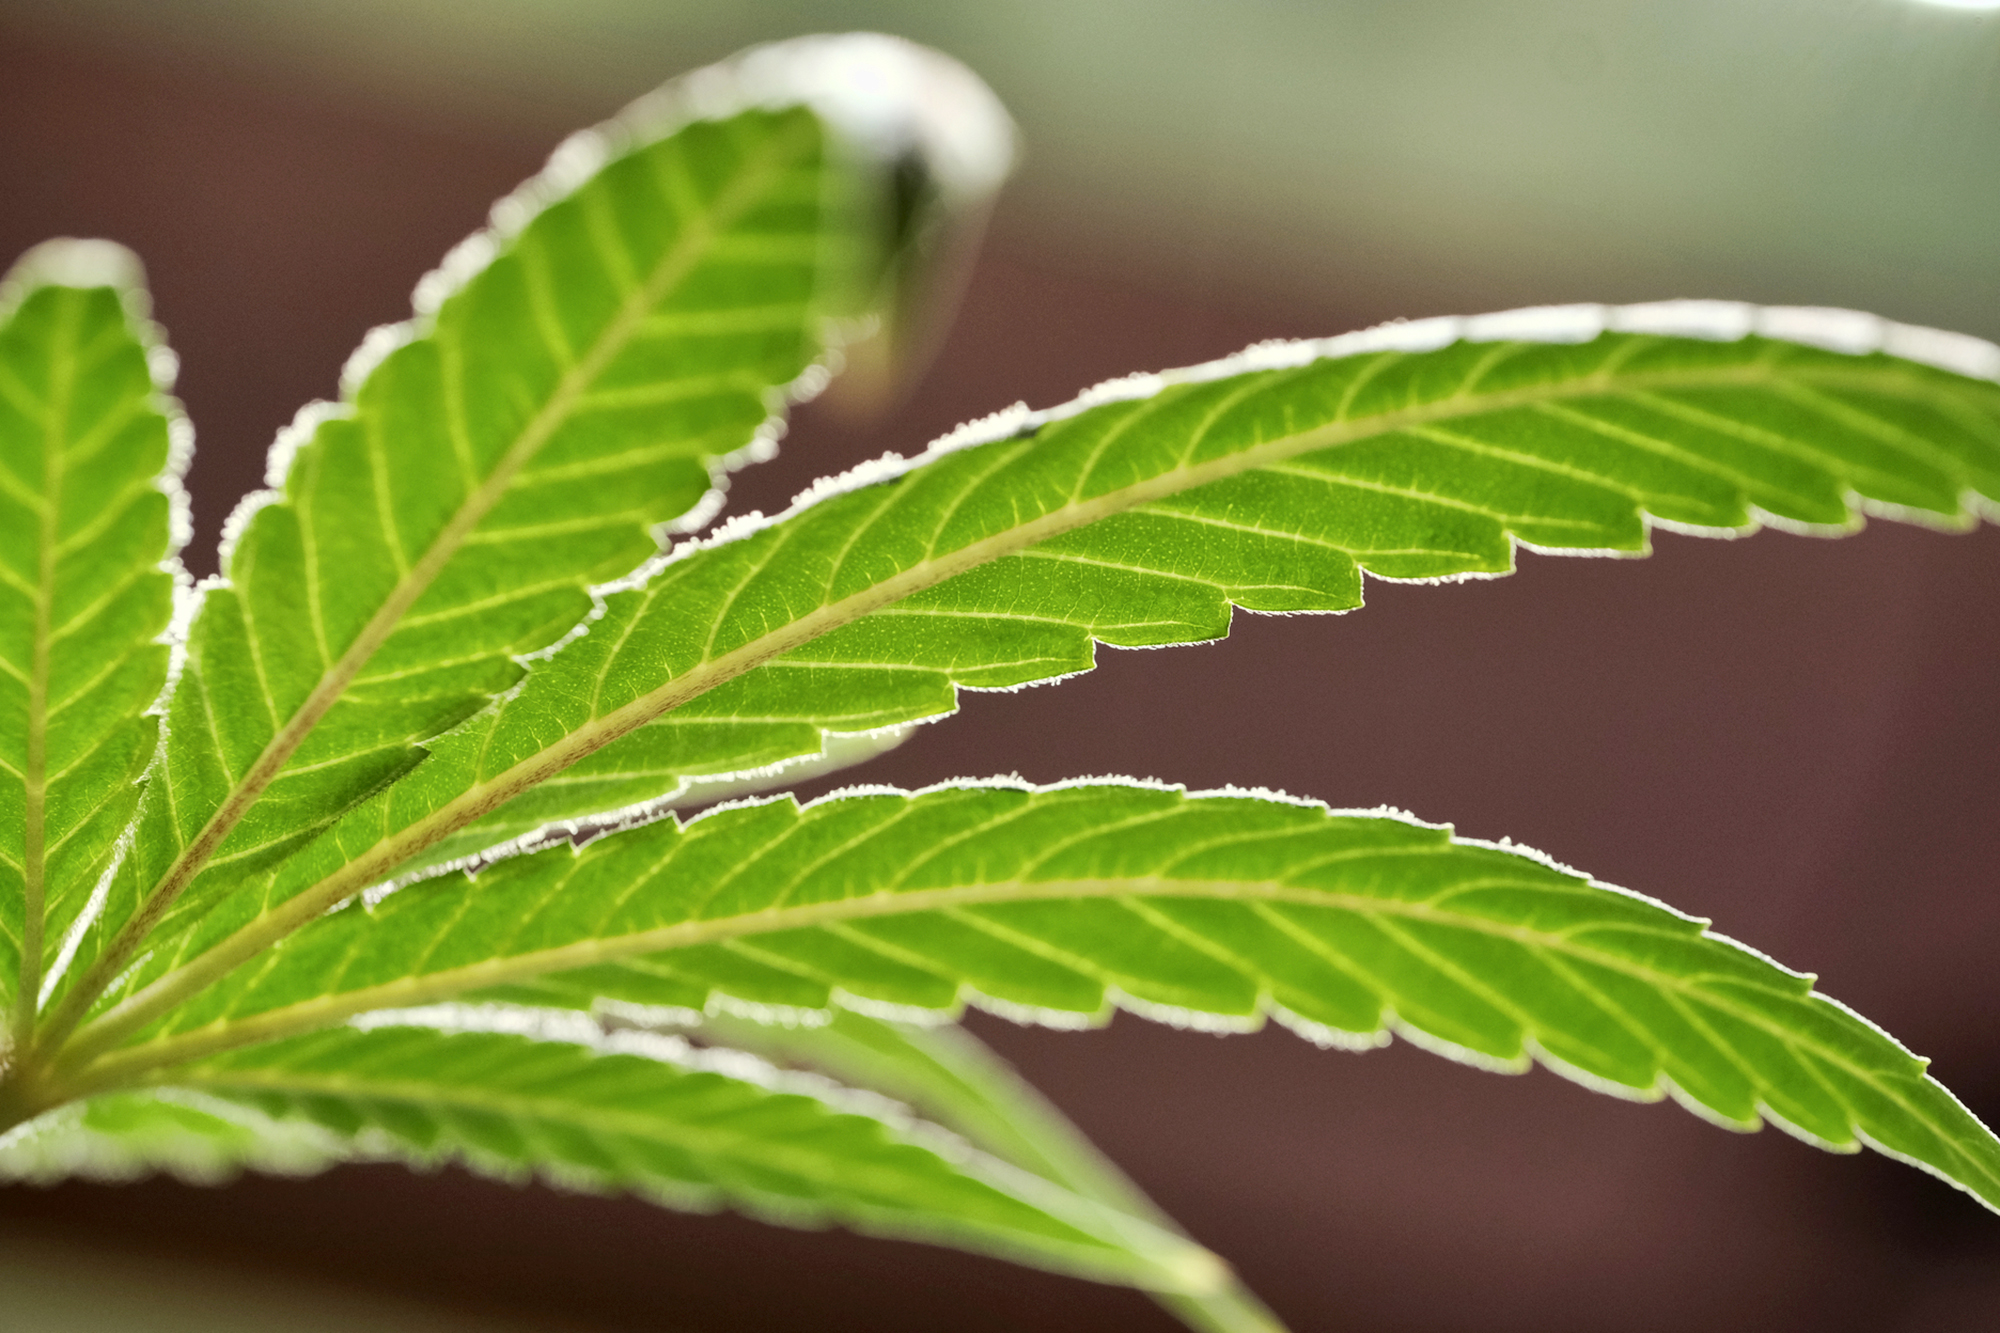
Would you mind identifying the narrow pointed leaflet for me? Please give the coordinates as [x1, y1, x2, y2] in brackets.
[78, 782, 2000, 1211]
[679, 1007, 1292, 1333]
[0, 243, 182, 1044]
[0, 1018, 1228, 1297]
[37, 37, 1012, 1043]
[386, 306, 2000, 876]
[75, 300, 2000, 1047]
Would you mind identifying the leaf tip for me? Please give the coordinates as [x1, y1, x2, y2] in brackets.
[1157, 1241, 1235, 1299]
[0, 237, 148, 316]
[697, 33, 1017, 202]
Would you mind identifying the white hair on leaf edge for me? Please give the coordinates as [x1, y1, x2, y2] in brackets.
[1754, 305, 1883, 356]
[1605, 300, 1754, 341]
[227, 31, 1013, 606]
[38, 810, 141, 1006]
[337, 322, 416, 398]
[178, 400, 349, 645]
[671, 33, 1016, 205]
[0, 1087, 345, 1185]
[362, 723, 922, 904]
[401, 33, 1011, 348]
[344, 1001, 980, 1171]
[338, 1000, 1222, 1286]
[1882, 322, 2000, 380]
[325, 778, 1986, 1193]
[0, 237, 148, 318]
[604, 297, 2000, 598]
[1461, 304, 1606, 344]
[411, 232, 497, 320]
[0, 240, 198, 581]
[0, 240, 199, 997]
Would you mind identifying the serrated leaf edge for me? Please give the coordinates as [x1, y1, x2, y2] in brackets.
[179, 1000, 1228, 1294]
[77, 775, 2000, 1216]
[43, 37, 1017, 1052]
[71, 310, 2000, 1058]
[330, 305, 2000, 891]
[0, 242, 195, 1025]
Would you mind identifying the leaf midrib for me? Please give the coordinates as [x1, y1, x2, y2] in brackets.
[66, 349, 1993, 1061]
[94, 857, 2000, 1200]
[70, 868, 1921, 1131]
[39, 119, 819, 1057]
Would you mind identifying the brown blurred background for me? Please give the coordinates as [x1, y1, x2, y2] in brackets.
[3, 3, 1999, 1330]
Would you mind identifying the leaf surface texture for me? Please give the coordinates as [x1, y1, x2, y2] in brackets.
[272, 314, 2000, 912]
[0, 259, 179, 1020]
[54, 103, 864, 1018]
[132, 1021, 1218, 1291]
[114, 782, 2000, 1212]
[5, 43, 1997, 1309]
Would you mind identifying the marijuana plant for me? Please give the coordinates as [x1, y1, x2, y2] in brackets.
[2, 33, 1996, 1332]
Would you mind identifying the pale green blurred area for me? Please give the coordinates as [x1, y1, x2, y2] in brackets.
[0, 1226, 578, 1332]
[17, 0, 2000, 336]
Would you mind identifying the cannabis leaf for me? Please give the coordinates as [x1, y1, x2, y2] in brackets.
[35, 35, 1014, 1051]
[184, 1021, 1232, 1294]
[3, 33, 1998, 1333]
[79, 296, 1999, 1052]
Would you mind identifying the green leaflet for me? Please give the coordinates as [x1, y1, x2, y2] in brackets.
[397, 306, 1999, 875]
[0, 243, 182, 1033]
[90, 301, 2000, 1033]
[678, 1009, 1289, 1333]
[43, 38, 1013, 1035]
[0, 1016, 1220, 1293]
[68, 105, 835, 1001]
[125, 1020, 1223, 1294]
[88, 782, 2000, 1213]
[3, 35, 1998, 1321]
